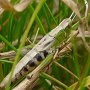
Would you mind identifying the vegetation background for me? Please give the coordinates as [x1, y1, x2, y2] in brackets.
[0, 0, 90, 90]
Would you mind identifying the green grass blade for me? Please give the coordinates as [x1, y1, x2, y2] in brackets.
[41, 72, 70, 90]
[0, 35, 17, 52]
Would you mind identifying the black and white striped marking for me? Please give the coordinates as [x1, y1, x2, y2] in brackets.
[11, 50, 49, 83]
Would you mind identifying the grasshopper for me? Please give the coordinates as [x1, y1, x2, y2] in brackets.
[0, 15, 73, 89]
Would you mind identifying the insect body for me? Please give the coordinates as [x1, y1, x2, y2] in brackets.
[12, 50, 49, 83]
[0, 18, 71, 89]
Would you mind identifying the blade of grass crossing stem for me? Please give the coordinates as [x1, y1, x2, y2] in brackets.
[36, 54, 53, 70]
[5, 0, 46, 90]
[0, 35, 17, 52]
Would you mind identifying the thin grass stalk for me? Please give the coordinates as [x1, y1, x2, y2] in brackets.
[54, 61, 79, 80]
[41, 72, 70, 90]
[29, 5, 46, 35]
[44, 3, 57, 25]
[0, 35, 17, 52]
